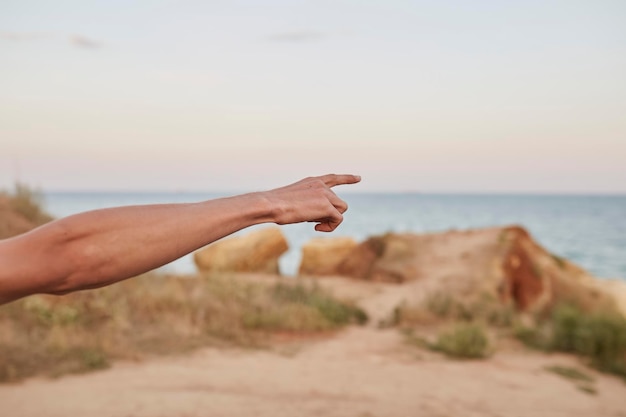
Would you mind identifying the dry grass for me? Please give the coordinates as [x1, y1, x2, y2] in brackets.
[1, 183, 52, 224]
[396, 293, 510, 361]
[516, 304, 626, 380]
[397, 291, 626, 379]
[0, 273, 366, 383]
[6, 183, 52, 225]
[393, 292, 515, 328]
[432, 323, 490, 359]
[0, 182, 53, 239]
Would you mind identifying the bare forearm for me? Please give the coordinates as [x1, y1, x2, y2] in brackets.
[0, 192, 272, 301]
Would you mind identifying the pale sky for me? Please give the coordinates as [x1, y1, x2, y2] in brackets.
[1, 0, 625, 192]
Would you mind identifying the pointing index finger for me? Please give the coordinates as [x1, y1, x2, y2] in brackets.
[320, 174, 361, 188]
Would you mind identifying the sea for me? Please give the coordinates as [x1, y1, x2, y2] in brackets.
[41, 192, 626, 280]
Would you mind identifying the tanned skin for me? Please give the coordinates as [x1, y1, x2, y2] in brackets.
[0, 174, 360, 304]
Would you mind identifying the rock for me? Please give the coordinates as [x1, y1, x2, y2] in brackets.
[498, 226, 617, 314]
[337, 234, 419, 283]
[299, 237, 358, 276]
[193, 227, 289, 274]
[327, 226, 618, 314]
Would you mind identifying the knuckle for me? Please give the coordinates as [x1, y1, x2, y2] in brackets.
[314, 179, 326, 189]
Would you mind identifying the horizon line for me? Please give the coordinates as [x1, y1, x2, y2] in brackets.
[38, 189, 626, 197]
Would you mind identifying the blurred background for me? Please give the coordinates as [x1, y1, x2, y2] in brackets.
[1, 2, 626, 416]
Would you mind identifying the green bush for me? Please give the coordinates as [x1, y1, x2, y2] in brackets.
[516, 304, 626, 379]
[433, 323, 490, 359]
[551, 305, 626, 376]
[270, 283, 368, 327]
[551, 304, 583, 352]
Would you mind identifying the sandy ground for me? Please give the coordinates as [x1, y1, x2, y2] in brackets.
[2, 279, 626, 417]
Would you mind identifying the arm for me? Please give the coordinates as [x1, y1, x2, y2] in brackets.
[0, 174, 360, 304]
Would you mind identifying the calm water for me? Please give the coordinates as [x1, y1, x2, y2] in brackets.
[42, 192, 626, 280]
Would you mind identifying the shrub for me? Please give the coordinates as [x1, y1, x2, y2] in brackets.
[271, 283, 368, 326]
[432, 323, 490, 359]
[242, 282, 367, 332]
[551, 305, 626, 376]
[516, 304, 626, 379]
[550, 304, 583, 352]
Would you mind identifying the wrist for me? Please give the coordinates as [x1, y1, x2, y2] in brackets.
[241, 192, 278, 225]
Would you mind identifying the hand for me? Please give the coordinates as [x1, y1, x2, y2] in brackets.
[260, 174, 361, 232]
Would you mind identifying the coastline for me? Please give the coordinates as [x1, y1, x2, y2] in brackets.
[42, 191, 626, 280]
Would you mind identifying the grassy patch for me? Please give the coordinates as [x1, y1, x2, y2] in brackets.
[516, 304, 626, 380]
[552, 305, 626, 377]
[395, 292, 515, 328]
[431, 323, 490, 359]
[0, 274, 366, 383]
[242, 282, 367, 331]
[270, 283, 368, 327]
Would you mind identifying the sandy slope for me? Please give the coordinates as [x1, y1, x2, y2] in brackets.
[1, 278, 625, 417]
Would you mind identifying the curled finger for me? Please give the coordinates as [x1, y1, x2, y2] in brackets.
[312, 211, 343, 232]
[326, 190, 348, 214]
